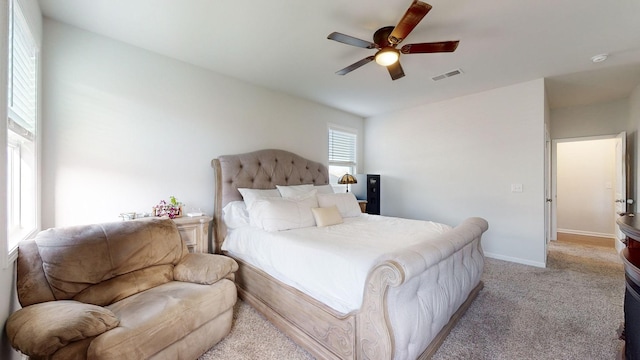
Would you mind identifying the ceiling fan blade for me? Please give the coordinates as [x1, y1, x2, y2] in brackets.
[336, 56, 376, 75]
[327, 32, 378, 49]
[400, 40, 460, 54]
[387, 61, 405, 80]
[388, 1, 432, 45]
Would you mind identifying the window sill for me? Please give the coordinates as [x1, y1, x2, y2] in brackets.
[2, 247, 18, 269]
[8, 246, 18, 263]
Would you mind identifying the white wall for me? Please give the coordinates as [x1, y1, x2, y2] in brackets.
[364, 79, 547, 267]
[41, 20, 364, 228]
[550, 98, 629, 140]
[556, 139, 616, 237]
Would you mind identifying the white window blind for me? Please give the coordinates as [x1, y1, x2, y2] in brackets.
[8, 0, 37, 137]
[328, 127, 357, 167]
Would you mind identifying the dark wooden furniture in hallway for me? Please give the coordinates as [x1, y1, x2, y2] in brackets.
[617, 214, 640, 359]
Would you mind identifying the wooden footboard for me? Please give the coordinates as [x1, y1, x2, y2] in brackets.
[233, 256, 483, 360]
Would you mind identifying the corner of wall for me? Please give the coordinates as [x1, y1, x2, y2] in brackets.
[0, 261, 21, 360]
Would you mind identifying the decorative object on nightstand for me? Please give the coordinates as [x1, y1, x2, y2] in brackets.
[119, 208, 211, 253]
[153, 196, 183, 218]
[338, 173, 357, 192]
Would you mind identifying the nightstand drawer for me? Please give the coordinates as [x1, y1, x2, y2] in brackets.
[172, 216, 212, 253]
[178, 226, 198, 250]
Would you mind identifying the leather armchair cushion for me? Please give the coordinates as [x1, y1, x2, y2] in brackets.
[73, 264, 174, 306]
[174, 253, 239, 285]
[34, 218, 185, 301]
[92, 280, 237, 359]
[6, 300, 119, 357]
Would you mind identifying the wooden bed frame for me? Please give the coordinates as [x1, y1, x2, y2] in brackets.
[211, 149, 488, 359]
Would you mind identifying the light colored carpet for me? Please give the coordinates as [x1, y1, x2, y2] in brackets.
[199, 241, 625, 359]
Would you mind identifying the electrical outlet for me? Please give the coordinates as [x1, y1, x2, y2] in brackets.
[511, 184, 523, 193]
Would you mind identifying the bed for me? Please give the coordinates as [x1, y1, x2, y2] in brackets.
[210, 149, 488, 360]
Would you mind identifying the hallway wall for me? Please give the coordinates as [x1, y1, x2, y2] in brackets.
[556, 138, 616, 237]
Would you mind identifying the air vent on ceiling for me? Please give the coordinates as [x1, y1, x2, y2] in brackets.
[432, 68, 463, 81]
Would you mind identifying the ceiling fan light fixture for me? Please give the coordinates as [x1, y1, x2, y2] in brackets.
[375, 47, 400, 66]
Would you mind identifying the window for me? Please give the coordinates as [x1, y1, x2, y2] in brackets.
[328, 126, 357, 186]
[5, 0, 38, 261]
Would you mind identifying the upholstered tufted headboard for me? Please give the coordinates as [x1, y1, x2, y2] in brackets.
[210, 149, 329, 253]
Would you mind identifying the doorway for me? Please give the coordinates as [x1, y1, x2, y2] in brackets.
[551, 136, 621, 248]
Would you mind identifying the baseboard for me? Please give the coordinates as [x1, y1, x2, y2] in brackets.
[557, 229, 615, 239]
[484, 251, 546, 268]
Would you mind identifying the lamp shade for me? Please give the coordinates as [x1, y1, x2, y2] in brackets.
[338, 173, 357, 185]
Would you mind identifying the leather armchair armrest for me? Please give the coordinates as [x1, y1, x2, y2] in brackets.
[6, 300, 119, 357]
[174, 253, 238, 285]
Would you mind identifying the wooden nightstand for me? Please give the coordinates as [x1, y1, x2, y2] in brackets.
[172, 215, 212, 253]
[358, 200, 367, 213]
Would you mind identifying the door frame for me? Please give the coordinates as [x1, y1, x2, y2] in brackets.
[544, 126, 551, 264]
[615, 131, 628, 252]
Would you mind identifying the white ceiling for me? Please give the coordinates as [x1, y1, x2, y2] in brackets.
[37, 0, 640, 117]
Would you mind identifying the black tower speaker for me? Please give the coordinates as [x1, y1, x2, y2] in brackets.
[365, 174, 380, 215]
[352, 174, 380, 215]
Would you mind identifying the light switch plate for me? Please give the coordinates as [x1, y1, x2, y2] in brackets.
[511, 184, 523, 193]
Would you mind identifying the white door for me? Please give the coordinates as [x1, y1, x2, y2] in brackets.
[614, 131, 627, 253]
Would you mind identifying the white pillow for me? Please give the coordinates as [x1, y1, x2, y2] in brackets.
[314, 184, 335, 194]
[249, 191, 319, 231]
[222, 201, 250, 229]
[238, 188, 281, 209]
[316, 193, 362, 218]
[276, 184, 314, 198]
[311, 206, 343, 227]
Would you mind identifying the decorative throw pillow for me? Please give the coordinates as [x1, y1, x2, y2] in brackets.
[317, 193, 362, 218]
[174, 253, 239, 285]
[276, 184, 314, 198]
[238, 188, 281, 209]
[311, 206, 344, 227]
[249, 191, 319, 231]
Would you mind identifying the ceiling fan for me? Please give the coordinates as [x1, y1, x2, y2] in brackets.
[327, 1, 459, 80]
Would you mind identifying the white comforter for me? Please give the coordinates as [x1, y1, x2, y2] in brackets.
[222, 214, 452, 314]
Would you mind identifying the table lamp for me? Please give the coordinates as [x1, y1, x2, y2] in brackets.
[338, 173, 357, 193]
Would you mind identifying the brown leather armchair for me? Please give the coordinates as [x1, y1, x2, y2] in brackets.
[5, 218, 237, 360]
